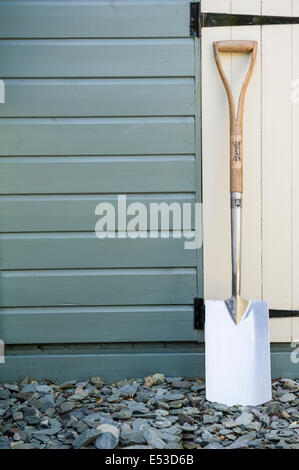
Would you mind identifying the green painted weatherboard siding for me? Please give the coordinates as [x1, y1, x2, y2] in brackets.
[0, 0, 203, 381]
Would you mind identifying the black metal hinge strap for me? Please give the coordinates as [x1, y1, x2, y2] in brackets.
[190, 2, 200, 37]
[190, 3, 299, 37]
[201, 12, 299, 28]
[194, 298, 205, 330]
[269, 310, 299, 318]
[194, 299, 299, 330]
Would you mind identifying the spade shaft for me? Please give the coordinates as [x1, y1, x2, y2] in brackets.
[213, 40, 257, 324]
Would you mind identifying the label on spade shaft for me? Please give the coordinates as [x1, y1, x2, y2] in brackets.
[231, 135, 242, 168]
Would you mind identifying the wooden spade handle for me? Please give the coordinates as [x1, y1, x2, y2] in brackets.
[213, 40, 258, 193]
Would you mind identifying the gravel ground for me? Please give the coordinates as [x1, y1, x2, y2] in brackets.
[0, 374, 298, 449]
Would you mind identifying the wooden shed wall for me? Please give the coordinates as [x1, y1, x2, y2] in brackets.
[0, 0, 205, 381]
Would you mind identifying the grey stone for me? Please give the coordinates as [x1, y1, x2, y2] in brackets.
[28, 397, 42, 410]
[178, 414, 194, 426]
[160, 393, 185, 402]
[120, 424, 146, 445]
[281, 379, 298, 390]
[278, 429, 295, 437]
[72, 429, 100, 449]
[10, 441, 26, 449]
[181, 407, 200, 416]
[126, 401, 150, 414]
[204, 442, 223, 449]
[117, 409, 133, 420]
[143, 427, 167, 449]
[13, 443, 35, 449]
[95, 432, 118, 449]
[247, 421, 262, 431]
[289, 422, 299, 429]
[40, 394, 55, 412]
[21, 383, 37, 394]
[270, 419, 289, 429]
[201, 429, 214, 441]
[95, 424, 120, 449]
[156, 401, 170, 410]
[59, 380, 77, 390]
[37, 418, 62, 436]
[279, 393, 296, 403]
[4, 383, 19, 392]
[212, 403, 229, 412]
[225, 433, 237, 441]
[155, 409, 169, 418]
[118, 384, 138, 398]
[23, 407, 41, 425]
[90, 377, 105, 387]
[0, 436, 10, 449]
[264, 430, 280, 441]
[261, 414, 271, 426]
[0, 408, 7, 418]
[266, 402, 281, 415]
[107, 391, 120, 403]
[36, 385, 51, 394]
[60, 401, 75, 414]
[189, 396, 202, 407]
[82, 412, 102, 425]
[13, 430, 27, 441]
[75, 421, 89, 433]
[222, 419, 236, 429]
[144, 374, 165, 388]
[45, 407, 56, 418]
[0, 389, 10, 399]
[226, 439, 249, 449]
[12, 411, 24, 422]
[203, 414, 219, 424]
[180, 423, 198, 432]
[132, 418, 149, 433]
[31, 432, 51, 444]
[276, 439, 292, 449]
[170, 380, 191, 389]
[152, 420, 173, 429]
[169, 400, 183, 409]
[69, 386, 88, 401]
[234, 412, 254, 426]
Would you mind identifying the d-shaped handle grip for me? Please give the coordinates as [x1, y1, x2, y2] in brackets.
[213, 40, 258, 193]
[214, 40, 257, 54]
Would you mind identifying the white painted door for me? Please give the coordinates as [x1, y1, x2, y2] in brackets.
[201, 0, 299, 342]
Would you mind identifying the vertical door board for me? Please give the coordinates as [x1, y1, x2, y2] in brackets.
[262, 0, 292, 311]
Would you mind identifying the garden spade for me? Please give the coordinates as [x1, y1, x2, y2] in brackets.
[205, 40, 272, 406]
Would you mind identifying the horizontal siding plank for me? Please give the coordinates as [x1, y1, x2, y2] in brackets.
[0, 233, 198, 269]
[0, 117, 195, 156]
[0, 306, 198, 344]
[0, 352, 204, 382]
[0, 346, 295, 382]
[0, 40, 194, 78]
[0, 194, 195, 232]
[0, 1, 190, 38]
[0, 156, 195, 194]
[0, 78, 195, 117]
[0, 268, 197, 307]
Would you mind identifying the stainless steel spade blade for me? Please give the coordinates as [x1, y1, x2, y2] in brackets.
[205, 300, 272, 406]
